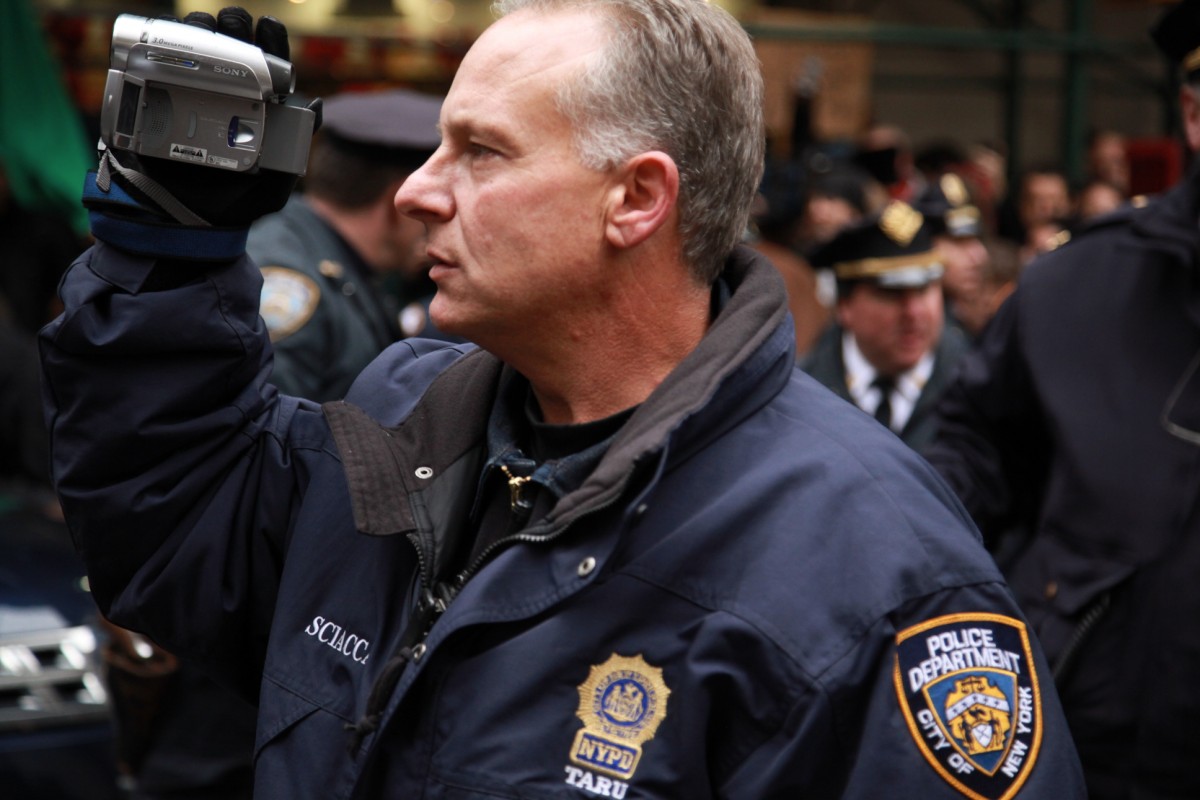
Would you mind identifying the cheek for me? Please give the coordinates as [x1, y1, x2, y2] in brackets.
[465, 178, 597, 254]
[456, 189, 540, 261]
[923, 291, 945, 322]
[844, 300, 893, 338]
[395, 217, 425, 249]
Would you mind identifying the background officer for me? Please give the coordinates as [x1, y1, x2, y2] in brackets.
[802, 200, 969, 450]
[926, 2, 1200, 796]
[915, 171, 990, 328]
[250, 88, 449, 402]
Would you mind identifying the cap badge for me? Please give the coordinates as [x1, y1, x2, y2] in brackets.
[880, 201, 923, 246]
[941, 173, 969, 207]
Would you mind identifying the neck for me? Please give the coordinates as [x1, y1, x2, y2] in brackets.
[305, 194, 388, 271]
[513, 258, 712, 425]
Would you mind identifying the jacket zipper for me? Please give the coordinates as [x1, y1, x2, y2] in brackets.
[452, 483, 631, 592]
[1051, 592, 1112, 682]
[399, 476, 639, 661]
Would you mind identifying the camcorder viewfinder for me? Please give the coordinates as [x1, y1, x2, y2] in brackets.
[99, 14, 315, 176]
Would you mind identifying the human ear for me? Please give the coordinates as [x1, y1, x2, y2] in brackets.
[604, 151, 679, 250]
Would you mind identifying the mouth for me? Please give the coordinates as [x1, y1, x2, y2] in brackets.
[426, 248, 458, 277]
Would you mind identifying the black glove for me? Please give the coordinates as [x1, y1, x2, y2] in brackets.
[89, 7, 321, 231]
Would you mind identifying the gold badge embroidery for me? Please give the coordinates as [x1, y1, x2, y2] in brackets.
[570, 653, 670, 781]
[880, 201, 924, 246]
[941, 173, 969, 207]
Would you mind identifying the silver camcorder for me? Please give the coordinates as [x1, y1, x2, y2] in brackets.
[99, 14, 315, 175]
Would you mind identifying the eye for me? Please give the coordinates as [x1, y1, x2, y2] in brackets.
[467, 141, 500, 160]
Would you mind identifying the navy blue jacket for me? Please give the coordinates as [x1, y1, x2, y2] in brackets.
[40, 241, 1083, 799]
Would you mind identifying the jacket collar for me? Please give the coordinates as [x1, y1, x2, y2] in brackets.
[325, 244, 793, 537]
[1129, 166, 1200, 268]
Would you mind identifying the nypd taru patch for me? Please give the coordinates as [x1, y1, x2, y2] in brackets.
[894, 613, 1043, 800]
[569, 653, 670, 782]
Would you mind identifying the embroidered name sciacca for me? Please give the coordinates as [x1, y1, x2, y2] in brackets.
[894, 613, 1043, 800]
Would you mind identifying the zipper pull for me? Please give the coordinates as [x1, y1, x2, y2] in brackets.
[500, 464, 534, 513]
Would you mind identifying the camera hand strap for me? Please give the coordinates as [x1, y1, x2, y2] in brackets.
[97, 149, 211, 228]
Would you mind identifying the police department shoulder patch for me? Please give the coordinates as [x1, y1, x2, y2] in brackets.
[259, 267, 320, 342]
[570, 653, 670, 781]
[894, 613, 1042, 800]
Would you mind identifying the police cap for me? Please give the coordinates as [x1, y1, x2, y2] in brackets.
[807, 164, 875, 215]
[914, 173, 982, 239]
[319, 89, 443, 167]
[1151, 0, 1200, 82]
[809, 201, 944, 290]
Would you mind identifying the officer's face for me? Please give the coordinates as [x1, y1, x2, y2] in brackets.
[1018, 173, 1069, 231]
[934, 235, 986, 300]
[1182, 85, 1200, 153]
[838, 281, 944, 377]
[803, 194, 861, 246]
[393, 10, 615, 356]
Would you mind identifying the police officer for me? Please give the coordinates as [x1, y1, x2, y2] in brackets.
[44, 5, 1085, 798]
[802, 200, 969, 450]
[915, 172, 990, 325]
[926, 3, 1200, 796]
[250, 89, 448, 402]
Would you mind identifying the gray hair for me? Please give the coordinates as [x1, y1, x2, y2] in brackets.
[493, 0, 765, 284]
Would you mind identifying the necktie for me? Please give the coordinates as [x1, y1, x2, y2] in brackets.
[872, 376, 894, 430]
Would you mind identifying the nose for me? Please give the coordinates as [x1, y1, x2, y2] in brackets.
[967, 240, 989, 269]
[395, 146, 453, 224]
[897, 287, 932, 318]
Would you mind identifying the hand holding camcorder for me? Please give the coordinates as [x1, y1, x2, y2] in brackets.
[101, 11, 312, 176]
[90, 8, 320, 229]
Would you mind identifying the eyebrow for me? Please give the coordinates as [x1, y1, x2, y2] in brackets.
[439, 114, 518, 151]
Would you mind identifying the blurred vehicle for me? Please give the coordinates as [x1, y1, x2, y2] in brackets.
[0, 491, 122, 800]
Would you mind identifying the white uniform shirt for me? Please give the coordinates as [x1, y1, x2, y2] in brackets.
[841, 332, 934, 434]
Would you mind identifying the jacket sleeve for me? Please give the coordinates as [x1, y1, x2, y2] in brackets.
[923, 291, 1049, 544]
[262, 296, 333, 401]
[39, 241, 330, 700]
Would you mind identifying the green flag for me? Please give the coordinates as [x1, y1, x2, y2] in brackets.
[0, 0, 93, 236]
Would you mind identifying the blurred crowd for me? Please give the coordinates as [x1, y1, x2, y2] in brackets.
[748, 119, 1138, 361]
[0, 3, 1185, 796]
[0, 156, 88, 493]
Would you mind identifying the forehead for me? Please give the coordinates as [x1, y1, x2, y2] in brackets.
[1024, 174, 1066, 194]
[443, 10, 607, 123]
[845, 281, 939, 303]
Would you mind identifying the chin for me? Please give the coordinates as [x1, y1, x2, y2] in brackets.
[427, 299, 479, 341]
